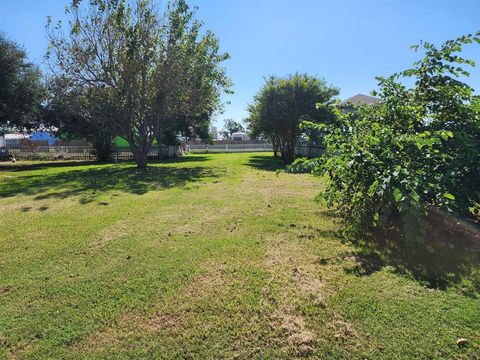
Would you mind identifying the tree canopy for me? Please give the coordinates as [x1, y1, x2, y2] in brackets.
[43, 76, 115, 161]
[0, 33, 44, 131]
[247, 73, 339, 163]
[46, 0, 231, 168]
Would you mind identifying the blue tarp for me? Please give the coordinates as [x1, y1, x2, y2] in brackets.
[30, 131, 58, 145]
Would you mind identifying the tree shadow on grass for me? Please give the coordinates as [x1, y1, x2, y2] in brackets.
[245, 155, 285, 172]
[0, 163, 220, 202]
[0, 155, 210, 173]
[0, 160, 97, 172]
[343, 209, 480, 294]
[148, 155, 210, 164]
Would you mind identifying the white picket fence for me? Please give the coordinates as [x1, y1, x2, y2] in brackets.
[7, 145, 181, 161]
[6, 143, 325, 160]
[186, 143, 325, 158]
[186, 143, 273, 153]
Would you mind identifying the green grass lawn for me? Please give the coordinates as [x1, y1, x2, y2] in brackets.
[0, 153, 478, 359]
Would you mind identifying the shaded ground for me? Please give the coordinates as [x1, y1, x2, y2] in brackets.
[318, 209, 480, 294]
[0, 153, 478, 359]
[245, 154, 285, 172]
[0, 164, 219, 200]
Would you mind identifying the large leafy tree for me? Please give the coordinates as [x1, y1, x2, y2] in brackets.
[0, 33, 45, 131]
[47, 0, 230, 168]
[247, 73, 339, 163]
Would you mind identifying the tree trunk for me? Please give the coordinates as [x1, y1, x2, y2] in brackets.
[283, 144, 294, 164]
[157, 140, 163, 160]
[92, 132, 113, 162]
[278, 135, 295, 164]
[271, 136, 279, 157]
[133, 148, 148, 169]
[280, 137, 287, 163]
[284, 137, 296, 164]
[126, 129, 152, 169]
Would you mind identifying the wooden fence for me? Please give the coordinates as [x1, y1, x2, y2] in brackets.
[7, 145, 180, 161]
[8, 146, 94, 160]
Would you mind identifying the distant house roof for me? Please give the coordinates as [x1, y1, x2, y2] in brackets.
[339, 94, 380, 107]
[5, 133, 29, 140]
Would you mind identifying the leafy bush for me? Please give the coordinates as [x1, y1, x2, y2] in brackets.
[247, 73, 339, 164]
[295, 34, 480, 243]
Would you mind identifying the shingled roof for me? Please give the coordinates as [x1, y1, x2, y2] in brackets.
[339, 93, 380, 107]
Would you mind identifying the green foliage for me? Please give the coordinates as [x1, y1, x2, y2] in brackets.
[155, 0, 232, 144]
[294, 33, 480, 242]
[247, 73, 339, 163]
[46, 0, 231, 167]
[0, 33, 45, 130]
[220, 118, 244, 139]
[44, 76, 115, 161]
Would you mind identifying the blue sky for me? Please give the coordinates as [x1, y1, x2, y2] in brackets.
[1, 0, 480, 128]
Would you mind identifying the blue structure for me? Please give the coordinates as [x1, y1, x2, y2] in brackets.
[30, 131, 58, 145]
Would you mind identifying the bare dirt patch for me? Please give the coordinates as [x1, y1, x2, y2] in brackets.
[327, 314, 360, 341]
[140, 313, 182, 333]
[262, 234, 327, 354]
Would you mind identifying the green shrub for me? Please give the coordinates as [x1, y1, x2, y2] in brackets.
[295, 33, 480, 243]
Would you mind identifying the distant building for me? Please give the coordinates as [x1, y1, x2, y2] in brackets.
[210, 126, 218, 141]
[338, 93, 380, 113]
[231, 132, 249, 141]
[5, 133, 29, 148]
